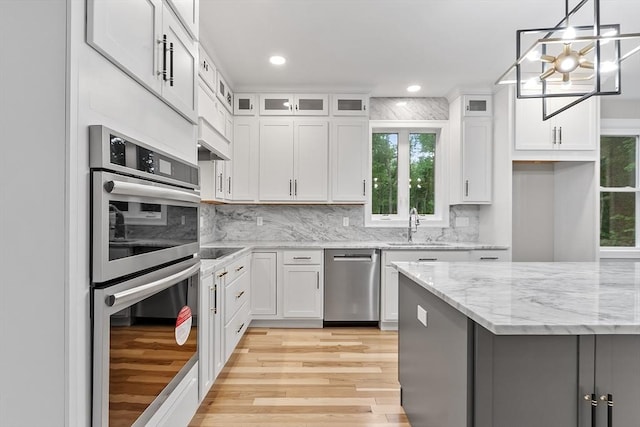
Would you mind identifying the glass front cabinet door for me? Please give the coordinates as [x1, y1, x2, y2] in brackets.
[234, 93, 256, 116]
[331, 94, 369, 116]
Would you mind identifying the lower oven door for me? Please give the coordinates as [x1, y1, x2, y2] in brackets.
[92, 258, 200, 427]
[92, 170, 200, 284]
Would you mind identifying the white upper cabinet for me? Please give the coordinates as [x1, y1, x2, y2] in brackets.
[87, 0, 162, 94]
[197, 80, 231, 157]
[234, 93, 257, 116]
[331, 94, 369, 116]
[161, 4, 198, 122]
[231, 117, 259, 202]
[294, 121, 329, 200]
[259, 119, 329, 202]
[260, 94, 294, 115]
[449, 95, 492, 204]
[331, 119, 368, 202]
[216, 71, 234, 113]
[514, 94, 597, 155]
[293, 94, 329, 115]
[463, 94, 492, 117]
[165, 0, 198, 40]
[460, 118, 492, 203]
[259, 120, 295, 200]
[259, 94, 328, 116]
[198, 45, 216, 91]
[87, 0, 197, 123]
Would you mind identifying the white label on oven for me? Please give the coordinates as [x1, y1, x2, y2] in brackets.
[175, 306, 192, 346]
[159, 158, 172, 175]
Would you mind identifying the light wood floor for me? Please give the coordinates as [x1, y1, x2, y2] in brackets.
[190, 327, 410, 427]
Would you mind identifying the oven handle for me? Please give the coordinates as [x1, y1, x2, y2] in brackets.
[105, 263, 200, 307]
[104, 179, 200, 204]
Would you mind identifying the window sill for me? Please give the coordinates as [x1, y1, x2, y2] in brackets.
[599, 248, 640, 259]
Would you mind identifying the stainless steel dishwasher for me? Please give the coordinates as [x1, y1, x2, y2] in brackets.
[324, 249, 380, 324]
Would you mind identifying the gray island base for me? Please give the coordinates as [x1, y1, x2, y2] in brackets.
[395, 262, 640, 427]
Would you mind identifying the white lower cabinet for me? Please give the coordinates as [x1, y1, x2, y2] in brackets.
[199, 268, 222, 400]
[282, 266, 323, 318]
[222, 255, 251, 362]
[380, 250, 471, 329]
[282, 250, 324, 319]
[251, 252, 277, 316]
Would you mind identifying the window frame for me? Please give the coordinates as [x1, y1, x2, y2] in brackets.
[599, 119, 640, 258]
[366, 120, 449, 228]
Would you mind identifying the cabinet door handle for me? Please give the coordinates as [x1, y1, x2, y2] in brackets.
[293, 256, 312, 260]
[250, 104, 253, 111]
[317, 271, 320, 289]
[600, 394, 613, 427]
[465, 180, 469, 197]
[218, 173, 223, 192]
[235, 265, 244, 272]
[480, 256, 499, 260]
[363, 179, 366, 196]
[228, 177, 232, 194]
[214, 284, 218, 314]
[363, 104, 367, 111]
[583, 394, 598, 427]
[236, 323, 245, 334]
[159, 35, 167, 81]
[289, 179, 292, 196]
[558, 126, 562, 144]
[418, 258, 438, 261]
[235, 290, 245, 299]
[217, 271, 228, 278]
[169, 42, 174, 87]
[552, 126, 557, 144]
[294, 179, 298, 196]
[295, 104, 299, 111]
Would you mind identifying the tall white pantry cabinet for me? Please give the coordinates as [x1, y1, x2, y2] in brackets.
[0, 1, 198, 426]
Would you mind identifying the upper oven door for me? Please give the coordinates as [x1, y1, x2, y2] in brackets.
[92, 170, 200, 283]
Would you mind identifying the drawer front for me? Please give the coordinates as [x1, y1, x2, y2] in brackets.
[384, 250, 470, 265]
[226, 254, 250, 284]
[283, 250, 323, 265]
[224, 270, 250, 324]
[470, 250, 506, 262]
[224, 301, 250, 361]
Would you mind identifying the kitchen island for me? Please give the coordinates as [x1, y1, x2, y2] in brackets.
[394, 262, 640, 427]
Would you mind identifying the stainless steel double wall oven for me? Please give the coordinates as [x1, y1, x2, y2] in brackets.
[90, 125, 200, 426]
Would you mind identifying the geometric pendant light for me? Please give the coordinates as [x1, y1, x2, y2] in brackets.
[496, 0, 640, 120]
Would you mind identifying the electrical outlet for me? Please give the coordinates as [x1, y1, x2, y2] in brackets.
[455, 216, 470, 227]
[342, 217, 349, 227]
[257, 217, 263, 226]
[417, 305, 427, 327]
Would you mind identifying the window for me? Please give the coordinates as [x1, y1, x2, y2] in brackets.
[600, 134, 639, 247]
[367, 121, 447, 227]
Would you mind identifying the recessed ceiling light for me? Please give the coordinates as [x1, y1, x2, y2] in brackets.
[396, 101, 407, 107]
[269, 55, 286, 65]
[407, 85, 421, 93]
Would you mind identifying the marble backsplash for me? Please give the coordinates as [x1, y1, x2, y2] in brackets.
[369, 97, 449, 121]
[200, 204, 479, 244]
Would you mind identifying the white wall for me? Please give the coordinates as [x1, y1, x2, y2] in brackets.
[1, 1, 197, 425]
[0, 1, 68, 425]
[601, 99, 640, 120]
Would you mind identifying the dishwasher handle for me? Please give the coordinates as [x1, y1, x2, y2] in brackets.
[332, 254, 374, 262]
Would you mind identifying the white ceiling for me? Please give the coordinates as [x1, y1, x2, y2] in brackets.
[199, 0, 640, 99]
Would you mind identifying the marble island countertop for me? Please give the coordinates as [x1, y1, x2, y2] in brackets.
[394, 261, 640, 335]
[198, 241, 508, 274]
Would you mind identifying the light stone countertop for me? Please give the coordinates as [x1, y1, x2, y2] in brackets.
[394, 261, 640, 335]
[199, 241, 508, 275]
